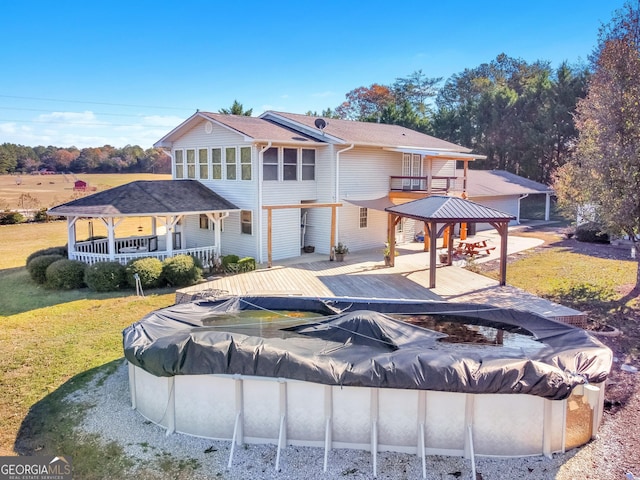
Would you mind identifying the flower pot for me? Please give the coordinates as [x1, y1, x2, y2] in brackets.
[384, 256, 392, 267]
[335, 253, 345, 262]
[303, 246, 315, 253]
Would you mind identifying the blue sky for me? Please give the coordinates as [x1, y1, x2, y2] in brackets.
[0, 0, 626, 149]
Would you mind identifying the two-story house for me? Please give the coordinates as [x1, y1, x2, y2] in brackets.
[154, 110, 487, 262]
[49, 110, 551, 266]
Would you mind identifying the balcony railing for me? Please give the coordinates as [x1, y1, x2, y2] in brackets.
[389, 175, 460, 194]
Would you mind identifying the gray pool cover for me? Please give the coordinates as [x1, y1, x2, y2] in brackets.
[123, 296, 612, 400]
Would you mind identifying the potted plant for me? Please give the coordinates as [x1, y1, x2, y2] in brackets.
[382, 242, 397, 267]
[333, 242, 349, 261]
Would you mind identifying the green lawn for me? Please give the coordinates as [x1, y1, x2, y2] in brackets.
[0, 225, 175, 461]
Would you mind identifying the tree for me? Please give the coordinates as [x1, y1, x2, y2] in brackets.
[554, 1, 640, 292]
[219, 100, 252, 116]
[335, 84, 395, 121]
[432, 54, 588, 183]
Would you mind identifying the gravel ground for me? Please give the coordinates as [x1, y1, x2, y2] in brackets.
[66, 359, 639, 480]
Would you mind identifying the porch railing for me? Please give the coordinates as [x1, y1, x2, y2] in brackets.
[70, 245, 217, 266]
[389, 176, 459, 194]
[75, 235, 159, 255]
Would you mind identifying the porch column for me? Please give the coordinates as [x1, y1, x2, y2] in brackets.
[545, 193, 551, 221]
[67, 216, 79, 258]
[106, 218, 116, 260]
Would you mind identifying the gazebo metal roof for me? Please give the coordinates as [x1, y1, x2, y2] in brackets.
[385, 196, 515, 288]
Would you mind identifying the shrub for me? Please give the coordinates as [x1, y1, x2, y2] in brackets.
[238, 257, 256, 272]
[32, 208, 49, 223]
[162, 254, 202, 287]
[84, 261, 126, 292]
[126, 257, 164, 289]
[27, 254, 65, 284]
[575, 222, 610, 244]
[45, 259, 87, 290]
[0, 211, 25, 225]
[221, 255, 240, 269]
[26, 246, 68, 266]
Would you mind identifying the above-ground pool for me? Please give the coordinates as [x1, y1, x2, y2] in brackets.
[123, 296, 612, 477]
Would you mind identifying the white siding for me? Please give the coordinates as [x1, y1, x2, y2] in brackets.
[170, 120, 260, 260]
[469, 195, 520, 232]
[338, 147, 401, 252]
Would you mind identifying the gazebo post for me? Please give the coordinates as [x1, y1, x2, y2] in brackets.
[490, 221, 510, 286]
[428, 221, 437, 288]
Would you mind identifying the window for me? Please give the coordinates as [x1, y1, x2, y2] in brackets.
[174, 150, 184, 178]
[198, 148, 208, 179]
[359, 207, 368, 228]
[283, 148, 297, 181]
[240, 146, 252, 180]
[211, 148, 222, 179]
[241, 210, 252, 235]
[186, 149, 196, 179]
[302, 149, 315, 180]
[226, 147, 237, 180]
[199, 214, 209, 229]
[263, 147, 278, 181]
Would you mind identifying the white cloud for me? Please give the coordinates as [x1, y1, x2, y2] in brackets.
[37, 110, 97, 125]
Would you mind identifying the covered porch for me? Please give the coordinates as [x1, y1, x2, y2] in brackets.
[47, 179, 239, 266]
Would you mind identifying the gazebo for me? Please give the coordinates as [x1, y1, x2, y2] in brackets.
[47, 179, 239, 266]
[385, 196, 516, 288]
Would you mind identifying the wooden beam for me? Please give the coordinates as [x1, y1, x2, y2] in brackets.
[330, 206, 337, 260]
[263, 203, 342, 210]
[389, 214, 397, 267]
[489, 221, 509, 286]
[267, 208, 273, 268]
[426, 222, 438, 288]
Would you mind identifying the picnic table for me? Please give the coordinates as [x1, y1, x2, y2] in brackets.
[454, 239, 496, 257]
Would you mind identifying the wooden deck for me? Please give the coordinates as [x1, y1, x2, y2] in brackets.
[179, 237, 585, 325]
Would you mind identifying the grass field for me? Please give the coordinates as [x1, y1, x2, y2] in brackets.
[0, 173, 176, 468]
[0, 173, 171, 210]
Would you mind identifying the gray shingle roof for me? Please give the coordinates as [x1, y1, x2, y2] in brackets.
[462, 169, 553, 197]
[385, 195, 515, 222]
[47, 180, 239, 217]
[265, 111, 471, 152]
[200, 112, 321, 144]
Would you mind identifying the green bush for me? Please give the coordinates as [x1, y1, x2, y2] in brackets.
[84, 261, 126, 292]
[0, 211, 25, 225]
[162, 254, 202, 287]
[45, 259, 87, 290]
[126, 257, 164, 289]
[238, 257, 256, 272]
[32, 208, 49, 223]
[26, 246, 68, 266]
[221, 255, 240, 269]
[27, 254, 65, 284]
[575, 222, 610, 244]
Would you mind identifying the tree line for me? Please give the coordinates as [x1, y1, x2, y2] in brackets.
[0, 144, 171, 175]
[308, 56, 589, 185]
